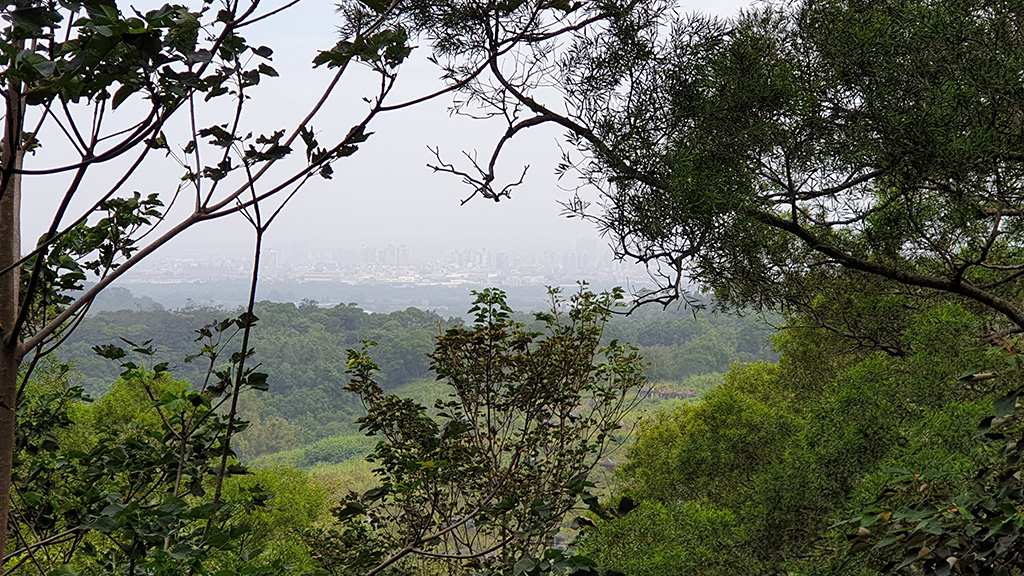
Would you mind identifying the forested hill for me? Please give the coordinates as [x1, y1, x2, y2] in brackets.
[601, 302, 776, 382]
[59, 301, 449, 442]
[57, 293, 777, 444]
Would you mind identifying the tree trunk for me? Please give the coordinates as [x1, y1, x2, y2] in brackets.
[0, 79, 24, 562]
[0, 348, 18, 564]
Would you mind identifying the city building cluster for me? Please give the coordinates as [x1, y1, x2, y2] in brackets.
[126, 239, 648, 289]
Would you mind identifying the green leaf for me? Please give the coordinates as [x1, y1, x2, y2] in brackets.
[92, 344, 126, 360]
[226, 463, 250, 475]
[616, 496, 637, 516]
[978, 415, 995, 433]
[513, 558, 536, 576]
[10, 6, 63, 35]
[363, 485, 390, 501]
[334, 501, 365, 521]
[994, 393, 1017, 418]
[313, 40, 356, 68]
[111, 84, 134, 109]
[897, 549, 919, 569]
[247, 372, 269, 391]
[199, 125, 234, 147]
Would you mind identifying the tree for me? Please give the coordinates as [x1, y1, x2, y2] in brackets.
[0, 0, 663, 561]
[581, 296, 1001, 575]
[446, 0, 1024, 326]
[579, 500, 747, 576]
[10, 323, 279, 576]
[322, 287, 644, 575]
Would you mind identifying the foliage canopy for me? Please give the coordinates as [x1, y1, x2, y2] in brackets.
[522, 0, 1024, 326]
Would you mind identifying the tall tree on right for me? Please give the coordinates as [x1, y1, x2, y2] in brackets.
[464, 0, 1024, 326]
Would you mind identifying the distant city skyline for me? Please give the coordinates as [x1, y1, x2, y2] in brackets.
[126, 236, 652, 288]
[107, 237, 664, 314]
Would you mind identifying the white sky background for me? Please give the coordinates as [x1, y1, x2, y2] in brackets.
[20, 0, 755, 266]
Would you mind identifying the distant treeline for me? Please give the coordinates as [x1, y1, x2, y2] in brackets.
[58, 290, 777, 445]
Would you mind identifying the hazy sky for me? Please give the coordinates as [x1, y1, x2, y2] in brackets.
[21, 0, 755, 265]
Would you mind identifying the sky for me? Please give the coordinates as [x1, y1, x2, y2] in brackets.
[20, 0, 755, 266]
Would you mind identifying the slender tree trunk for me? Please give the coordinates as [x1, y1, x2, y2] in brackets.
[0, 79, 25, 562]
[0, 350, 17, 564]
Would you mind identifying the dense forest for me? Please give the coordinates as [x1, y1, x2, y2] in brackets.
[56, 291, 776, 455]
[582, 290, 1014, 574]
